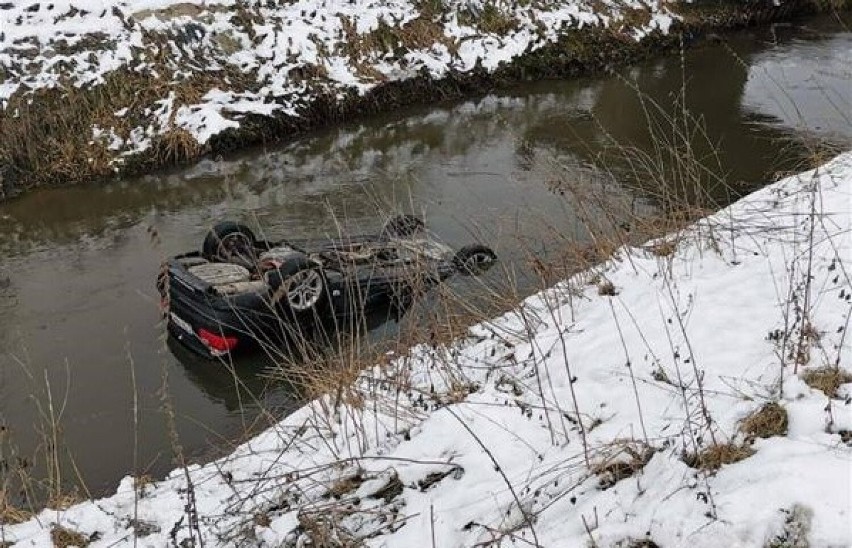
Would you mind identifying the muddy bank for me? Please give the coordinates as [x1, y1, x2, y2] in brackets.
[0, 0, 841, 199]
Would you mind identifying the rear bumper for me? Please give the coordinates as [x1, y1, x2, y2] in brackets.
[160, 256, 283, 358]
[164, 290, 253, 359]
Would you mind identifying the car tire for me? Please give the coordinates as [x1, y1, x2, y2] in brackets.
[453, 244, 497, 275]
[266, 255, 327, 313]
[202, 221, 257, 268]
[382, 215, 424, 238]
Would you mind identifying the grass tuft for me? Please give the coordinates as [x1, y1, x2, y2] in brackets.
[46, 491, 82, 512]
[0, 490, 32, 525]
[50, 525, 89, 548]
[476, 4, 520, 35]
[739, 402, 788, 441]
[682, 442, 754, 471]
[591, 441, 655, 489]
[597, 280, 617, 296]
[648, 239, 677, 257]
[325, 471, 365, 500]
[296, 509, 363, 548]
[253, 512, 272, 528]
[801, 367, 852, 398]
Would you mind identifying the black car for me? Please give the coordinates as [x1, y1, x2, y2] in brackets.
[158, 216, 497, 359]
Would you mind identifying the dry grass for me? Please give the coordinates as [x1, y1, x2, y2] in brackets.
[0, 66, 252, 193]
[253, 512, 272, 528]
[591, 446, 654, 490]
[597, 280, 617, 296]
[647, 239, 678, 257]
[325, 471, 365, 500]
[46, 491, 83, 512]
[739, 402, 788, 441]
[617, 7, 653, 31]
[340, 15, 455, 61]
[592, 442, 655, 489]
[368, 471, 404, 504]
[474, 4, 520, 35]
[50, 525, 89, 548]
[682, 442, 754, 471]
[614, 539, 661, 548]
[801, 367, 852, 398]
[296, 510, 364, 548]
[0, 490, 32, 525]
[132, 474, 154, 498]
[287, 62, 330, 83]
[150, 128, 203, 165]
[284, 351, 367, 406]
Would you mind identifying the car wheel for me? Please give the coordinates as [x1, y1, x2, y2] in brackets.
[382, 214, 424, 238]
[202, 222, 257, 268]
[454, 244, 497, 275]
[267, 255, 326, 312]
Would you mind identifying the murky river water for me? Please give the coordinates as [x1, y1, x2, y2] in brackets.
[1, 15, 850, 498]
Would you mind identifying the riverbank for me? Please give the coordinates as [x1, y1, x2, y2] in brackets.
[4, 149, 850, 546]
[0, 0, 840, 199]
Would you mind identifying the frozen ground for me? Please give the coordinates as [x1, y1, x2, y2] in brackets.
[0, 0, 674, 163]
[3, 148, 850, 546]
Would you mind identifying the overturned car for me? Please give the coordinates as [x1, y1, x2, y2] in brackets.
[158, 216, 497, 359]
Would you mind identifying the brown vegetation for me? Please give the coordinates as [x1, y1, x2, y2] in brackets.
[0, 67, 252, 196]
[683, 442, 754, 471]
[801, 366, 852, 398]
[50, 525, 89, 548]
[592, 442, 655, 489]
[739, 402, 788, 441]
[0, 490, 32, 525]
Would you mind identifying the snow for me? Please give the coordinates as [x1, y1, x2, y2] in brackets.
[0, 0, 677, 162]
[4, 147, 851, 546]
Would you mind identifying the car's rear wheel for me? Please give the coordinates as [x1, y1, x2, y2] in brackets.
[454, 245, 497, 275]
[202, 222, 257, 268]
[280, 269, 324, 311]
[267, 255, 326, 313]
[382, 215, 424, 238]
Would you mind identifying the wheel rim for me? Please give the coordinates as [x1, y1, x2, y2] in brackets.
[283, 269, 323, 311]
[465, 252, 494, 269]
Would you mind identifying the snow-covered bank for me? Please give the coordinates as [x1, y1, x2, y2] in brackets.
[4, 151, 851, 546]
[1, 0, 817, 197]
[0, 0, 674, 160]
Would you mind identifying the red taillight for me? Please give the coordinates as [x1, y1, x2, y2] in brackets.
[197, 328, 239, 354]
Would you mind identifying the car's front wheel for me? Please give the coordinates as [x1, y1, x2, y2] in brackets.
[454, 245, 497, 275]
